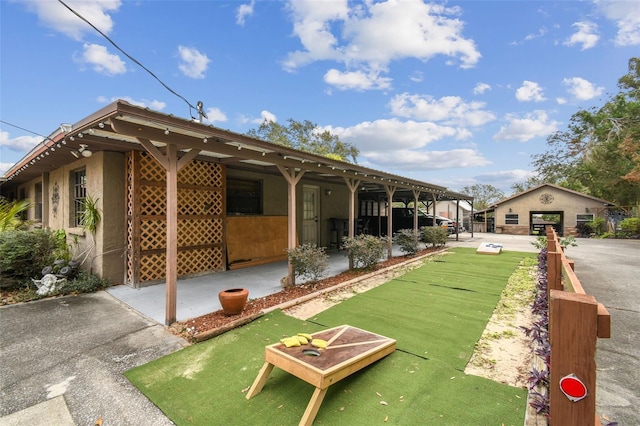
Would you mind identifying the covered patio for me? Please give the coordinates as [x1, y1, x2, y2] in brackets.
[2, 100, 473, 325]
[107, 245, 408, 324]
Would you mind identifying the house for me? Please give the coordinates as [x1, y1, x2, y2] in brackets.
[473, 184, 617, 236]
[1, 100, 472, 323]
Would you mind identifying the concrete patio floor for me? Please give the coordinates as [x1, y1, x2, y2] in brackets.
[107, 233, 539, 324]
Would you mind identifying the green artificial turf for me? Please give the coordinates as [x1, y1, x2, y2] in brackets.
[126, 248, 533, 425]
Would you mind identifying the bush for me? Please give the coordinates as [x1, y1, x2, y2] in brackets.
[58, 270, 108, 294]
[394, 229, 420, 255]
[619, 217, 640, 237]
[342, 234, 386, 270]
[0, 230, 60, 288]
[420, 226, 447, 248]
[576, 222, 592, 237]
[589, 217, 606, 236]
[287, 243, 329, 283]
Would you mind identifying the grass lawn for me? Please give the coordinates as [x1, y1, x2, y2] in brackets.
[126, 248, 534, 425]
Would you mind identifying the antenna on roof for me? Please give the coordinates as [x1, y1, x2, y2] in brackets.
[194, 101, 208, 123]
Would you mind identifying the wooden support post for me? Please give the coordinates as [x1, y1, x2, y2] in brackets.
[384, 185, 396, 259]
[344, 178, 360, 270]
[165, 144, 178, 325]
[278, 166, 305, 287]
[549, 290, 599, 426]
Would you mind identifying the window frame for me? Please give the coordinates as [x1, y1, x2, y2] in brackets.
[226, 177, 263, 215]
[73, 169, 87, 227]
[505, 213, 519, 225]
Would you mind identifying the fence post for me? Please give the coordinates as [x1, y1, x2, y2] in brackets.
[549, 290, 599, 426]
[547, 251, 563, 293]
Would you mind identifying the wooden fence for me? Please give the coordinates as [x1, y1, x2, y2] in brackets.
[546, 227, 611, 425]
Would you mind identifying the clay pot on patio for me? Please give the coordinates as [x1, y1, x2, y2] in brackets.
[218, 288, 249, 316]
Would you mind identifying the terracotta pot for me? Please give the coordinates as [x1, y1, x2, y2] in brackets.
[218, 288, 249, 316]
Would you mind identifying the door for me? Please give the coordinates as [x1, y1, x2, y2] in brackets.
[302, 186, 319, 245]
[530, 211, 563, 236]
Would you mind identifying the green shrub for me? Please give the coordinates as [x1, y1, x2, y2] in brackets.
[531, 235, 578, 250]
[287, 243, 329, 283]
[619, 217, 640, 236]
[58, 270, 108, 294]
[394, 229, 420, 255]
[0, 230, 60, 288]
[420, 226, 447, 248]
[589, 217, 606, 236]
[342, 234, 386, 269]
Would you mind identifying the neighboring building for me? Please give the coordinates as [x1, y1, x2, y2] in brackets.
[473, 184, 617, 236]
[1, 100, 471, 291]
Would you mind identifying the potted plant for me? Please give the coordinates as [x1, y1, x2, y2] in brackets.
[218, 288, 249, 316]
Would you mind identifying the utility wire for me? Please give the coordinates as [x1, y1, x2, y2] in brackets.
[57, 0, 204, 119]
[0, 119, 56, 144]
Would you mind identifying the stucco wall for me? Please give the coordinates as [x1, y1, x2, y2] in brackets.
[25, 152, 128, 284]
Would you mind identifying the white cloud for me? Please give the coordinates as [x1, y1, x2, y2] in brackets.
[323, 69, 392, 91]
[388, 93, 495, 127]
[0, 131, 41, 152]
[564, 21, 599, 50]
[78, 43, 126, 75]
[410, 71, 424, 83]
[203, 107, 228, 124]
[283, 0, 480, 89]
[21, 0, 121, 41]
[515, 81, 546, 102]
[562, 77, 604, 101]
[99, 96, 166, 110]
[331, 118, 465, 152]
[362, 148, 490, 171]
[473, 83, 491, 95]
[247, 110, 277, 125]
[236, 1, 255, 26]
[525, 27, 548, 41]
[177, 46, 210, 79]
[493, 110, 559, 142]
[556, 97, 567, 105]
[595, 0, 640, 46]
[475, 169, 537, 185]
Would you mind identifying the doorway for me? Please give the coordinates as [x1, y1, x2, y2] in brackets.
[302, 185, 319, 245]
[530, 211, 563, 236]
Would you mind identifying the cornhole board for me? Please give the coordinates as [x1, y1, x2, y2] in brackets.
[246, 324, 396, 426]
[477, 242, 503, 255]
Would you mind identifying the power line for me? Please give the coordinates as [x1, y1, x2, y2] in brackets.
[57, 0, 207, 121]
[0, 119, 55, 143]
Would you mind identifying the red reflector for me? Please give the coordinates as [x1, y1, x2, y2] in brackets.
[559, 374, 587, 402]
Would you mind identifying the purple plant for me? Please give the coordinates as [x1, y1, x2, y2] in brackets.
[525, 248, 551, 416]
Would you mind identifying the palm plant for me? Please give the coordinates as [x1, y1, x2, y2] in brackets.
[0, 199, 31, 232]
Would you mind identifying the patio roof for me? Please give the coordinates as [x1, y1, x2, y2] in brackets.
[1, 99, 471, 204]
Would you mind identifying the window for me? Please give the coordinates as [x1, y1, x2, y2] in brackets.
[505, 213, 519, 225]
[227, 178, 262, 215]
[73, 169, 87, 227]
[359, 200, 379, 217]
[35, 183, 43, 221]
[576, 213, 594, 224]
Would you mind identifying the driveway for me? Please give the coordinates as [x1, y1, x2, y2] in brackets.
[0, 292, 186, 425]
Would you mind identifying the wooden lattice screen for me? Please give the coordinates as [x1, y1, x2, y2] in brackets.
[125, 151, 226, 286]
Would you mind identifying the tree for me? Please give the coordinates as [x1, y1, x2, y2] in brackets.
[246, 118, 360, 163]
[531, 57, 640, 205]
[460, 184, 505, 210]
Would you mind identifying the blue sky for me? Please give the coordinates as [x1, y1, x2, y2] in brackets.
[1, 0, 639, 194]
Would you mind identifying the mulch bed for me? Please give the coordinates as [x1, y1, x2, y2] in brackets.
[170, 247, 443, 342]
